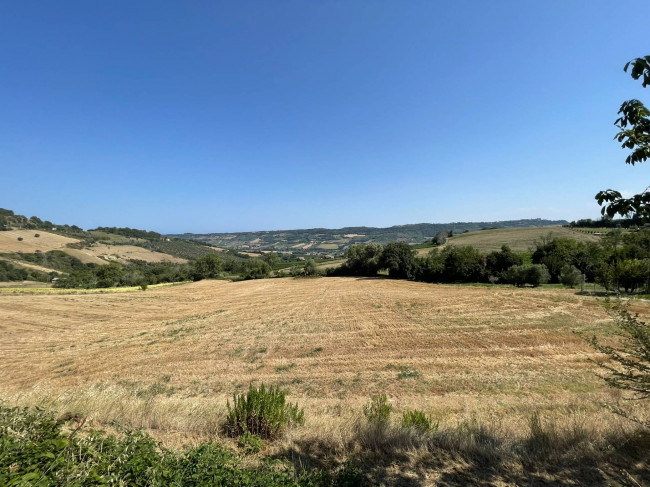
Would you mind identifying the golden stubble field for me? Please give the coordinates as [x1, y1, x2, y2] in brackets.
[0, 277, 645, 450]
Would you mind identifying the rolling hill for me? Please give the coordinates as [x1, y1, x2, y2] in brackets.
[0, 208, 233, 272]
[173, 218, 569, 254]
[415, 225, 603, 255]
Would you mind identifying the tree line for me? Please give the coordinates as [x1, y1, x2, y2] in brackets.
[328, 229, 650, 292]
[52, 253, 274, 289]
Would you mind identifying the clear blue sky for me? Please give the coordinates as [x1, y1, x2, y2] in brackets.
[2, 1, 649, 233]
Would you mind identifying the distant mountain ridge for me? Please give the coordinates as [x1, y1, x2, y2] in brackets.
[173, 218, 569, 254]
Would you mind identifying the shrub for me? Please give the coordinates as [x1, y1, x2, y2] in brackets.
[486, 244, 523, 276]
[363, 393, 392, 425]
[302, 259, 322, 277]
[225, 384, 304, 439]
[240, 260, 271, 280]
[583, 301, 650, 428]
[34, 233, 40, 237]
[140, 283, 148, 291]
[559, 265, 582, 288]
[17, 237, 23, 241]
[191, 254, 224, 280]
[0, 404, 333, 486]
[402, 409, 437, 432]
[503, 264, 550, 287]
[238, 431, 264, 454]
[290, 260, 323, 278]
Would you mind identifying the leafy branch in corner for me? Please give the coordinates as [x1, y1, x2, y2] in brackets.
[596, 55, 650, 219]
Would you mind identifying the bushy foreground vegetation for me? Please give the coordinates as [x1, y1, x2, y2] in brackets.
[0, 404, 360, 487]
[226, 384, 305, 439]
[2, 393, 648, 486]
[331, 229, 650, 292]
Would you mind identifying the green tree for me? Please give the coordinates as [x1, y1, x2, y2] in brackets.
[503, 264, 550, 287]
[338, 243, 382, 276]
[617, 258, 650, 293]
[261, 252, 280, 269]
[433, 230, 449, 246]
[241, 260, 271, 280]
[596, 56, 650, 219]
[532, 236, 581, 283]
[559, 265, 582, 288]
[302, 259, 321, 277]
[192, 254, 224, 280]
[414, 248, 445, 282]
[486, 244, 523, 277]
[379, 242, 415, 279]
[95, 262, 124, 288]
[440, 245, 485, 282]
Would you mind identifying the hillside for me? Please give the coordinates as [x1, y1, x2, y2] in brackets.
[173, 218, 569, 254]
[416, 225, 602, 254]
[0, 208, 233, 272]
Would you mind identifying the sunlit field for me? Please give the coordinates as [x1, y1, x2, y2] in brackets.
[2, 277, 648, 483]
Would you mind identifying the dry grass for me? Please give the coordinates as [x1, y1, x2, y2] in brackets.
[0, 280, 52, 288]
[67, 243, 188, 264]
[0, 281, 182, 294]
[443, 226, 600, 253]
[1, 277, 648, 482]
[0, 230, 187, 265]
[0, 229, 79, 253]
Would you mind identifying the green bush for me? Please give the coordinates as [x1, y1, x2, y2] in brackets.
[290, 260, 323, 277]
[402, 409, 437, 432]
[503, 264, 550, 287]
[559, 265, 582, 288]
[191, 253, 224, 280]
[0, 404, 344, 486]
[238, 431, 264, 454]
[241, 260, 271, 280]
[363, 393, 392, 425]
[226, 384, 305, 439]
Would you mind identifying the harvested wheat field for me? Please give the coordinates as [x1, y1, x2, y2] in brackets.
[1, 278, 648, 484]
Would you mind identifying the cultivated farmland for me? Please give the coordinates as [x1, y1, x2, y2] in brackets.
[2, 279, 645, 427]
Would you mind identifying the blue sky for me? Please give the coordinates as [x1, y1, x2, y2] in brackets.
[2, 1, 649, 233]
